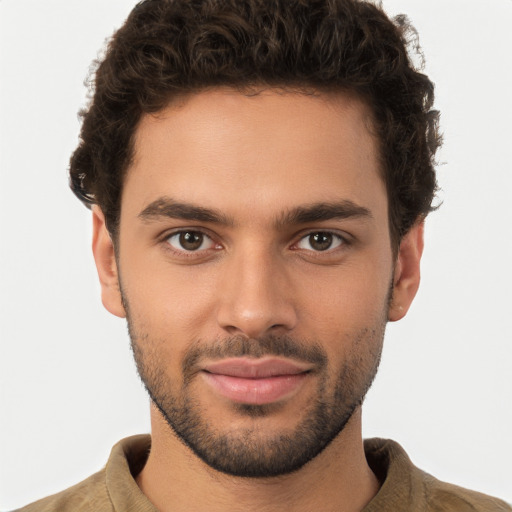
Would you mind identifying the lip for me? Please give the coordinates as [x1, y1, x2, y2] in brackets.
[203, 357, 311, 378]
[201, 357, 312, 405]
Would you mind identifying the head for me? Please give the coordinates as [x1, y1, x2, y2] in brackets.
[78, 0, 440, 478]
[70, 0, 440, 250]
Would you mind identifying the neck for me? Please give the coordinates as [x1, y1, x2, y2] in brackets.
[136, 404, 380, 512]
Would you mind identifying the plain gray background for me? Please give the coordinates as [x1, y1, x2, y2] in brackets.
[1, 0, 511, 509]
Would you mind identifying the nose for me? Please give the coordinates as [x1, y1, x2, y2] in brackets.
[216, 245, 298, 339]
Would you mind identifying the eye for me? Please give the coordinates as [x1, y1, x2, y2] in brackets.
[295, 232, 344, 252]
[166, 230, 216, 252]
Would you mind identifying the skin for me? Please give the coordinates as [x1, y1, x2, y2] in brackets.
[92, 88, 423, 512]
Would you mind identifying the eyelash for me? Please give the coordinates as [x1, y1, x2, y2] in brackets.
[161, 228, 351, 258]
[293, 231, 349, 252]
[162, 229, 221, 258]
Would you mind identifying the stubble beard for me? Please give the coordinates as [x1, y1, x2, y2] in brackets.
[124, 301, 386, 478]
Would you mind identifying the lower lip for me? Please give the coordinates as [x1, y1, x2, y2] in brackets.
[201, 372, 309, 405]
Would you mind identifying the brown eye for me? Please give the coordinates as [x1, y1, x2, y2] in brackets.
[296, 232, 344, 252]
[167, 231, 214, 252]
[309, 232, 332, 251]
[180, 231, 203, 250]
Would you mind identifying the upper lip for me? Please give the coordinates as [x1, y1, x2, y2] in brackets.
[202, 357, 312, 378]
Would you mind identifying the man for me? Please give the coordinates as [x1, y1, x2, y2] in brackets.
[12, 0, 511, 510]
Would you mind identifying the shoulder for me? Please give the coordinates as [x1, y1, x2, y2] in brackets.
[364, 438, 511, 512]
[13, 469, 112, 512]
[421, 473, 512, 512]
[12, 435, 152, 512]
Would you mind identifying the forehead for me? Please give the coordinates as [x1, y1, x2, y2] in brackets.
[123, 88, 386, 226]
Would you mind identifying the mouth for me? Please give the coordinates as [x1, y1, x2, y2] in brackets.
[201, 357, 312, 405]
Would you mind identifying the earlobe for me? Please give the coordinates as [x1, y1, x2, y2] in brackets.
[92, 207, 126, 318]
[388, 221, 424, 322]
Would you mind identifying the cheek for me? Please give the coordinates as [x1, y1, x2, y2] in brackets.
[292, 259, 391, 371]
[128, 278, 216, 337]
[119, 248, 222, 344]
[298, 261, 391, 326]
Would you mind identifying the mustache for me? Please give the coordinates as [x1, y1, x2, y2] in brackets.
[182, 334, 327, 381]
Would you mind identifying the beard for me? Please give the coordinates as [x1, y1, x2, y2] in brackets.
[125, 299, 386, 478]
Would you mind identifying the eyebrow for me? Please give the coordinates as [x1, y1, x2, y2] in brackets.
[138, 196, 372, 228]
[275, 200, 373, 227]
[138, 197, 233, 225]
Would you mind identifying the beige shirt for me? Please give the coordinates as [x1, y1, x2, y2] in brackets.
[15, 435, 511, 511]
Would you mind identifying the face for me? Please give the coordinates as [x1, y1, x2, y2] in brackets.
[93, 88, 422, 478]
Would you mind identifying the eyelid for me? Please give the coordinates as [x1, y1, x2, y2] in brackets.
[168, 232, 214, 251]
[161, 227, 223, 255]
[160, 226, 217, 242]
[292, 230, 351, 252]
[158, 226, 352, 257]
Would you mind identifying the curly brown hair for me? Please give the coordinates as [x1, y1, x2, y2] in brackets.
[70, 0, 440, 248]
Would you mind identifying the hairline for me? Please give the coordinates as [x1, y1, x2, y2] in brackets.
[109, 84, 403, 251]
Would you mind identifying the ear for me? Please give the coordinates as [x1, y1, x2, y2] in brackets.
[388, 221, 424, 322]
[92, 206, 126, 318]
